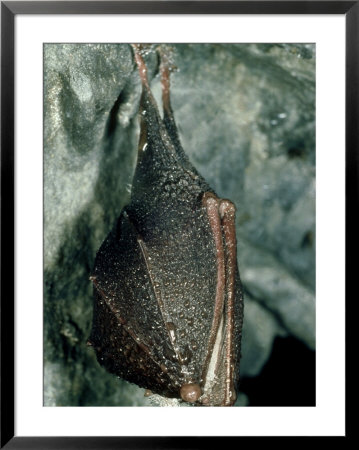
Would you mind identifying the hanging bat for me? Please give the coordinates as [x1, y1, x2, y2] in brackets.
[89, 44, 244, 406]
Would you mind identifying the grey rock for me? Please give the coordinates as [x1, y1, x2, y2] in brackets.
[240, 293, 287, 378]
[241, 245, 315, 350]
[44, 43, 315, 406]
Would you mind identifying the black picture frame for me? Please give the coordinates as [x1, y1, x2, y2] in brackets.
[1, 1, 354, 447]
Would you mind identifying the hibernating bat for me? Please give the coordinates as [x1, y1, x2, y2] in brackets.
[89, 44, 244, 406]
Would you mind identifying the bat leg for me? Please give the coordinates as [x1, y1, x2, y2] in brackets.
[157, 45, 176, 115]
[131, 44, 179, 166]
[132, 44, 206, 186]
[157, 46, 189, 163]
[219, 199, 237, 406]
[131, 44, 151, 89]
[131, 45, 152, 157]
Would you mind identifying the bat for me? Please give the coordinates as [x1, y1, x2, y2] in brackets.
[89, 44, 244, 406]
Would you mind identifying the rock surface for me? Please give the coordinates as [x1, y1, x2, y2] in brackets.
[44, 43, 315, 406]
